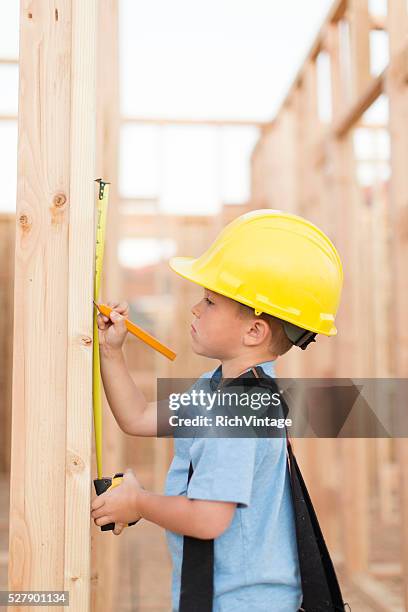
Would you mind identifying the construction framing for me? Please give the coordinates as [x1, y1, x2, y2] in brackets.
[251, 0, 408, 609]
[9, 1, 96, 609]
[4, 0, 408, 609]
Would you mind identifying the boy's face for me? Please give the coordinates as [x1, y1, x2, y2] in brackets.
[190, 288, 250, 359]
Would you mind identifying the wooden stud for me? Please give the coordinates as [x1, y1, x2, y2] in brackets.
[121, 117, 265, 128]
[65, 1, 97, 607]
[248, 0, 408, 604]
[9, 2, 96, 610]
[387, 0, 408, 57]
[334, 72, 384, 137]
[348, 0, 371, 99]
[0, 215, 15, 475]
[91, 2, 123, 611]
[387, 2, 408, 608]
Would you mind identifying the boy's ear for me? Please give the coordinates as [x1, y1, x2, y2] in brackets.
[244, 318, 270, 346]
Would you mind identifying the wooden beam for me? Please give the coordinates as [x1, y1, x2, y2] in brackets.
[369, 14, 386, 31]
[330, 0, 348, 23]
[121, 116, 265, 128]
[348, 0, 371, 99]
[351, 573, 403, 612]
[387, 3, 408, 609]
[395, 441, 408, 610]
[341, 440, 370, 574]
[249, 1, 407, 604]
[296, 60, 322, 222]
[0, 216, 15, 475]
[370, 562, 402, 578]
[278, 0, 347, 110]
[9, 2, 96, 610]
[119, 212, 174, 238]
[65, 2, 97, 608]
[387, 0, 408, 57]
[119, 196, 160, 212]
[119, 211, 213, 239]
[91, 3, 122, 608]
[0, 59, 18, 65]
[334, 72, 384, 137]
[327, 21, 344, 122]
[330, 132, 370, 571]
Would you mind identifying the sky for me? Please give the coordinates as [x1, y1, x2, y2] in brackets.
[119, 0, 334, 121]
[119, 0, 387, 120]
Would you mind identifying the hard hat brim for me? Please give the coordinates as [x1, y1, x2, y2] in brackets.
[169, 256, 338, 337]
[168, 256, 202, 286]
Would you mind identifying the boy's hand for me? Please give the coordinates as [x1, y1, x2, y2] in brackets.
[96, 300, 129, 352]
[91, 468, 143, 535]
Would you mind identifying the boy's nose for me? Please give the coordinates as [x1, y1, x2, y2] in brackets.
[191, 302, 200, 317]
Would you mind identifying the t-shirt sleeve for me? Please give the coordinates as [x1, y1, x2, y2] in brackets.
[187, 437, 257, 507]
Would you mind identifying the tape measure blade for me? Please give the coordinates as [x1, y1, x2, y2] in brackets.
[93, 180, 110, 479]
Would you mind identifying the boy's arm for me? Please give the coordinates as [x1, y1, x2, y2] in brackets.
[137, 491, 236, 539]
[100, 346, 157, 436]
[91, 470, 237, 539]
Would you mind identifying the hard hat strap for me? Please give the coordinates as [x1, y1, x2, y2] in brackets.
[283, 321, 317, 350]
[252, 314, 317, 350]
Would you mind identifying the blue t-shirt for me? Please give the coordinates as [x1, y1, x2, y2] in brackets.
[164, 360, 303, 612]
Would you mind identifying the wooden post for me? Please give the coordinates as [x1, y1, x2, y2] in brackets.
[348, 0, 371, 99]
[9, 2, 96, 610]
[387, 1, 408, 607]
[91, 1, 123, 611]
[332, 131, 370, 574]
[0, 215, 15, 476]
[328, 20, 345, 121]
[249, 0, 408, 602]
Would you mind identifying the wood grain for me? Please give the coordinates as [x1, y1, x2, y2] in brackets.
[9, 1, 96, 610]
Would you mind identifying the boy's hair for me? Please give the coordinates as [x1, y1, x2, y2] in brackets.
[236, 302, 294, 357]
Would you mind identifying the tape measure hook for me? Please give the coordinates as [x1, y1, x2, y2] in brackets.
[95, 177, 111, 200]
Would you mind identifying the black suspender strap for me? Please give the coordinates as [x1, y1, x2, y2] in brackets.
[254, 366, 348, 612]
[286, 435, 346, 611]
[178, 366, 349, 612]
[179, 462, 214, 612]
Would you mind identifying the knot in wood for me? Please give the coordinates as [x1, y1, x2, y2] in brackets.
[67, 451, 85, 473]
[80, 335, 92, 346]
[53, 193, 67, 208]
[19, 214, 32, 234]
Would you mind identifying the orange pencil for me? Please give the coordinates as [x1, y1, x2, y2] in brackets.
[93, 300, 176, 361]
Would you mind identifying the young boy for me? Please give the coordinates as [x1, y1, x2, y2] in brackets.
[91, 210, 344, 611]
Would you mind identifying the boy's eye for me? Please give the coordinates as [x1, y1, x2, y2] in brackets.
[205, 297, 214, 305]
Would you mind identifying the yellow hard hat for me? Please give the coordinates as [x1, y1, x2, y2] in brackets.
[169, 209, 343, 349]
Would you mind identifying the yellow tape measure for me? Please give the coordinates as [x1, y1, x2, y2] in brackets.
[93, 179, 109, 480]
[92, 179, 176, 483]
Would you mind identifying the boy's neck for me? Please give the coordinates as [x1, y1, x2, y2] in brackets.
[220, 354, 277, 380]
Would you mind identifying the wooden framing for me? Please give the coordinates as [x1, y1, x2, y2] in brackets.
[121, 117, 264, 128]
[91, 2, 123, 610]
[386, 1, 408, 606]
[250, 0, 408, 608]
[9, 2, 96, 610]
[348, 0, 371, 99]
[0, 215, 15, 476]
